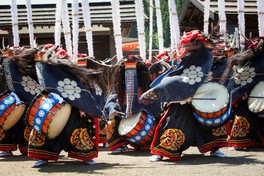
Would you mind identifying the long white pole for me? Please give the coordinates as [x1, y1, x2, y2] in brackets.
[82, 0, 94, 57]
[148, 0, 153, 61]
[237, 0, 245, 50]
[135, 0, 146, 61]
[218, 0, 226, 34]
[54, 0, 63, 47]
[154, 0, 164, 53]
[10, 0, 19, 46]
[110, 0, 123, 62]
[25, 0, 35, 48]
[168, 0, 180, 50]
[203, 0, 210, 35]
[72, 0, 79, 64]
[257, 0, 264, 37]
[61, 0, 73, 57]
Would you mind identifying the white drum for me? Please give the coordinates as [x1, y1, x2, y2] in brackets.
[248, 81, 264, 116]
[118, 112, 144, 136]
[191, 82, 231, 128]
[26, 93, 72, 139]
[118, 111, 155, 145]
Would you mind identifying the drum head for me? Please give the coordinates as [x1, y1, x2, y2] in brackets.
[192, 82, 229, 113]
[118, 112, 142, 136]
[248, 81, 264, 113]
[3, 104, 26, 130]
[48, 103, 72, 139]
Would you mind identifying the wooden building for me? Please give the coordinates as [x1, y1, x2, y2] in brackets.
[0, 0, 138, 60]
[179, 0, 259, 37]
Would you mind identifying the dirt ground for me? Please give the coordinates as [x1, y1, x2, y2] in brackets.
[0, 146, 263, 176]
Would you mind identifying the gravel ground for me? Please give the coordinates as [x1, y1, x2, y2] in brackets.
[0, 146, 263, 176]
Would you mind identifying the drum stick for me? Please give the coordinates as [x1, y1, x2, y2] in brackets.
[192, 98, 217, 100]
[249, 96, 264, 98]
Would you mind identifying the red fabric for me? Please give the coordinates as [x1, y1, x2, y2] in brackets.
[122, 42, 139, 51]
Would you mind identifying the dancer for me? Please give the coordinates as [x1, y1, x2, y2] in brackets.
[104, 55, 163, 153]
[9, 45, 104, 167]
[140, 30, 229, 161]
[0, 46, 33, 157]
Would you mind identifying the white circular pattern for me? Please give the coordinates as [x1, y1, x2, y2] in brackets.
[148, 118, 153, 123]
[34, 125, 40, 131]
[132, 139, 136, 142]
[234, 66, 256, 86]
[35, 118, 41, 124]
[141, 131, 146, 136]
[145, 125, 150, 130]
[0, 105, 5, 110]
[38, 110, 45, 117]
[21, 76, 42, 95]
[199, 118, 204, 123]
[56, 78, 81, 101]
[206, 121, 212, 125]
[214, 119, 220, 123]
[4, 99, 10, 105]
[42, 103, 50, 110]
[222, 114, 227, 120]
[135, 136, 141, 140]
[181, 65, 204, 85]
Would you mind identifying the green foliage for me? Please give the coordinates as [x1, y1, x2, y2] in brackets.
[143, 0, 184, 50]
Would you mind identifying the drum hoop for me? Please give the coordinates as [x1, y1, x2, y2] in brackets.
[0, 93, 16, 117]
[25, 92, 47, 118]
[192, 82, 229, 113]
[193, 104, 231, 126]
[32, 94, 60, 134]
[126, 113, 154, 143]
[248, 81, 264, 112]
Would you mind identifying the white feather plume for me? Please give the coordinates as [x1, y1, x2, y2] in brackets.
[54, 0, 63, 47]
[148, 0, 154, 60]
[72, 0, 79, 64]
[135, 0, 146, 61]
[203, 0, 210, 35]
[237, 0, 245, 50]
[154, 0, 164, 53]
[111, 0, 123, 62]
[168, 0, 180, 50]
[217, 0, 226, 34]
[25, 0, 35, 49]
[82, 0, 94, 57]
[10, 0, 19, 46]
[257, 0, 264, 36]
[61, 0, 72, 57]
